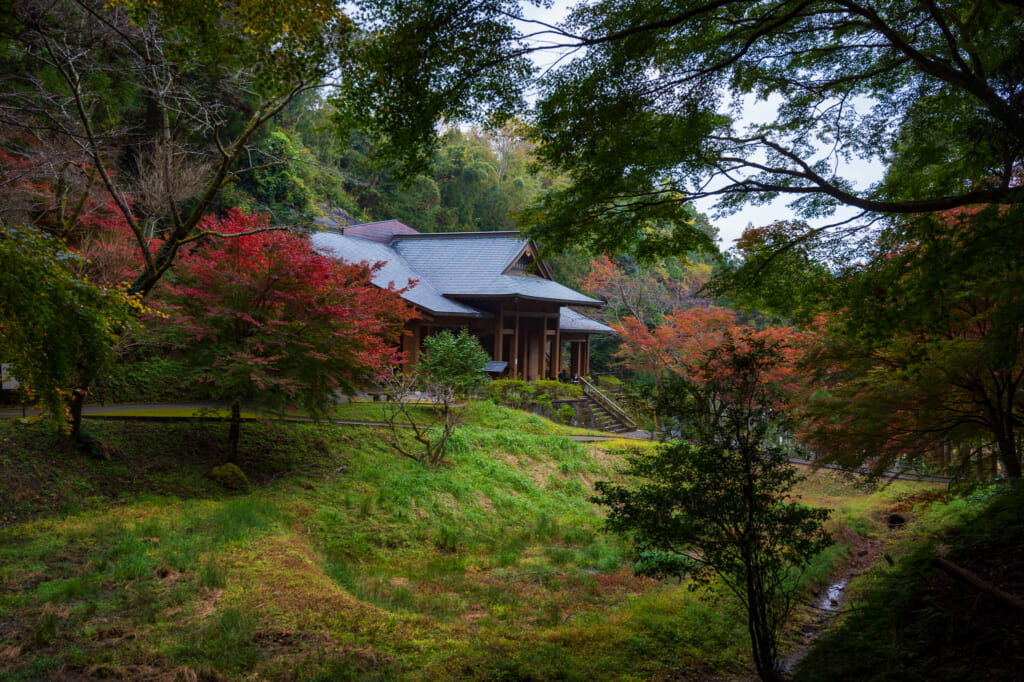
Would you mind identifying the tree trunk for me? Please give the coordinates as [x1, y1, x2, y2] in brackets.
[934, 557, 1024, 612]
[228, 400, 241, 464]
[995, 431, 1020, 479]
[746, 576, 781, 682]
[69, 388, 86, 442]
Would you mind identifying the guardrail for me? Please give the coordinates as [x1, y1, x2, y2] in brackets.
[576, 377, 637, 430]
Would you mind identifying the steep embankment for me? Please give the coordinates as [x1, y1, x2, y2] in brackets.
[793, 482, 1024, 681]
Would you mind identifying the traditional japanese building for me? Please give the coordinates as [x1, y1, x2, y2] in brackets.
[312, 220, 614, 379]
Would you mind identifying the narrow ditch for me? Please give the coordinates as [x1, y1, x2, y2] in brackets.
[780, 574, 849, 675]
[780, 528, 893, 676]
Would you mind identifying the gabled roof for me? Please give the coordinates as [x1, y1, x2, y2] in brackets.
[311, 222, 603, 317]
[391, 232, 601, 306]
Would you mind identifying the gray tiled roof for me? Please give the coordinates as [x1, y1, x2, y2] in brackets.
[560, 307, 616, 334]
[311, 231, 485, 317]
[392, 233, 602, 306]
[312, 225, 603, 317]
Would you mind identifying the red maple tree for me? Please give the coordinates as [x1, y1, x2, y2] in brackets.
[157, 210, 415, 461]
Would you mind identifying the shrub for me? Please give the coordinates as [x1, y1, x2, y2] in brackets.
[486, 379, 535, 408]
[532, 379, 582, 400]
[595, 374, 623, 390]
[420, 329, 491, 397]
[210, 463, 251, 491]
[93, 356, 207, 403]
[487, 379, 582, 408]
[555, 404, 576, 425]
[383, 330, 490, 465]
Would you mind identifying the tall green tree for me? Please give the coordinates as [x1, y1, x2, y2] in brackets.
[0, 224, 140, 435]
[342, 0, 1023, 259]
[594, 334, 830, 681]
[711, 220, 843, 326]
[328, 125, 552, 233]
[528, 0, 1024, 257]
[333, 0, 532, 183]
[229, 130, 317, 222]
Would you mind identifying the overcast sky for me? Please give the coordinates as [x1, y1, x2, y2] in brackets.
[514, 1, 886, 251]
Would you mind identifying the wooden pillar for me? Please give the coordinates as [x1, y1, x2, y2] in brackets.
[552, 323, 561, 376]
[553, 313, 562, 379]
[545, 339, 551, 379]
[495, 309, 504, 362]
[545, 314, 555, 379]
[582, 337, 590, 376]
[537, 320, 544, 379]
[404, 322, 421, 368]
[513, 307, 521, 379]
[526, 319, 538, 380]
[543, 333, 552, 379]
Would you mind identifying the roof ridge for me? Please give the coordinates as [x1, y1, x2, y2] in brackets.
[348, 219, 416, 228]
[390, 231, 523, 240]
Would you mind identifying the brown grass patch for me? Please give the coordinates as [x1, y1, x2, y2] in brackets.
[460, 608, 489, 625]
[86, 663, 210, 681]
[888, 488, 949, 514]
[829, 525, 888, 571]
[155, 666, 204, 682]
[155, 565, 184, 584]
[0, 644, 22, 665]
[474, 491, 494, 510]
[226, 534, 386, 631]
[592, 565, 660, 596]
[88, 624, 138, 645]
[290, 501, 315, 517]
[492, 449, 561, 488]
[255, 628, 332, 648]
[193, 587, 223, 619]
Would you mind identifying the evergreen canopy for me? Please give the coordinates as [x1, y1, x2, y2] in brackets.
[346, 0, 1024, 256]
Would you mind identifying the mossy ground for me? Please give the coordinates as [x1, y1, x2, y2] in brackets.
[0, 403, 941, 680]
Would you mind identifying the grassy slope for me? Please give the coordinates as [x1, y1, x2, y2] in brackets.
[0, 403, 939, 681]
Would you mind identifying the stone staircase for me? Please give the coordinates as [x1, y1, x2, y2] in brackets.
[582, 394, 634, 433]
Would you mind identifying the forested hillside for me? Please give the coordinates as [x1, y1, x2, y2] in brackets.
[223, 103, 562, 234]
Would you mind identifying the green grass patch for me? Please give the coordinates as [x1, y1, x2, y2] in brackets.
[0, 403, 956, 681]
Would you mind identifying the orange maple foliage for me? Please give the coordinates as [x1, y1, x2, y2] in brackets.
[615, 307, 806, 402]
